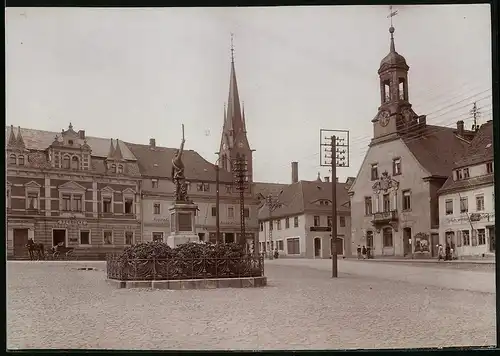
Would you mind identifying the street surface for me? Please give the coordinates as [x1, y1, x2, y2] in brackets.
[7, 260, 495, 350]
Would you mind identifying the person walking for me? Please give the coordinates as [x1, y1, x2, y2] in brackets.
[357, 245, 362, 259]
[437, 244, 444, 261]
[362, 245, 367, 260]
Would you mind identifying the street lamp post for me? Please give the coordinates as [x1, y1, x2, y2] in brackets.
[214, 153, 221, 244]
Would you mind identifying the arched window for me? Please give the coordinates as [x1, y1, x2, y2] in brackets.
[62, 155, 71, 169]
[71, 156, 79, 170]
[18, 155, 25, 166]
[117, 165, 123, 174]
[111, 164, 117, 173]
[9, 154, 17, 165]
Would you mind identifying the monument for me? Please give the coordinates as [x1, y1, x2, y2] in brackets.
[166, 125, 200, 248]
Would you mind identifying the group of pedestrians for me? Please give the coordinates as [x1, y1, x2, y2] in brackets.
[356, 245, 371, 259]
[437, 244, 456, 261]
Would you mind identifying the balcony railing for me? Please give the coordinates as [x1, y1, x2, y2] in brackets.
[372, 210, 398, 224]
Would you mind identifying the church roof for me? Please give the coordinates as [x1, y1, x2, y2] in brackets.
[258, 180, 350, 220]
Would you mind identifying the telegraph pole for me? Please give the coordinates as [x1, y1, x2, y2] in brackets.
[320, 129, 349, 278]
[258, 192, 284, 259]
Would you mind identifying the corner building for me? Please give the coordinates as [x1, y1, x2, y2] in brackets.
[6, 124, 142, 259]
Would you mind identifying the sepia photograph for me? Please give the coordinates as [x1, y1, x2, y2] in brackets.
[5, 3, 496, 350]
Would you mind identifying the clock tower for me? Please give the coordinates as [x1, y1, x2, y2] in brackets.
[218, 40, 253, 182]
[372, 25, 420, 144]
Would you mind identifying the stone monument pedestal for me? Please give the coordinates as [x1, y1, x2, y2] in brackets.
[166, 202, 199, 248]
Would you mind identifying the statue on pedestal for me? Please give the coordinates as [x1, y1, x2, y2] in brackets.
[171, 125, 190, 203]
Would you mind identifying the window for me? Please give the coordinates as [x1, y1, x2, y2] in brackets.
[445, 199, 453, 215]
[402, 190, 411, 211]
[398, 78, 405, 100]
[117, 165, 123, 174]
[80, 230, 90, 245]
[244, 208, 250, 218]
[393, 158, 401, 175]
[111, 164, 117, 173]
[463, 168, 470, 179]
[63, 156, 70, 169]
[339, 216, 346, 227]
[71, 156, 79, 170]
[27, 192, 38, 209]
[269, 220, 273, 231]
[225, 185, 232, 193]
[476, 195, 485, 211]
[125, 231, 134, 245]
[124, 198, 134, 214]
[68, 140, 74, 145]
[364, 197, 373, 215]
[383, 80, 390, 102]
[477, 229, 486, 245]
[197, 183, 210, 192]
[287, 238, 300, 255]
[277, 220, 281, 230]
[211, 206, 217, 217]
[313, 216, 320, 227]
[462, 230, 470, 246]
[102, 197, 112, 213]
[486, 162, 493, 174]
[460, 197, 468, 213]
[62, 194, 71, 211]
[18, 155, 25, 166]
[9, 154, 16, 165]
[72, 195, 82, 211]
[151, 179, 158, 188]
[103, 230, 113, 245]
[294, 216, 299, 228]
[471, 230, 478, 246]
[371, 164, 379, 180]
[6, 188, 10, 208]
[277, 240, 284, 251]
[456, 231, 462, 247]
[383, 194, 390, 212]
[259, 222, 263, 231]
[228, 207, 234, 218]
[153, 203, 161, 215]
[152, 232, 164, 242]
[327, 216, 333, 227]
[383, 227, 393, 247]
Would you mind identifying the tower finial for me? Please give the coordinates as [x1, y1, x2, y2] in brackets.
[387, 5, 398, 52]
[230, 33, 234, 63]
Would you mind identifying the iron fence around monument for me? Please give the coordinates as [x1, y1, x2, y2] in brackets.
[106, 254, 265, 281]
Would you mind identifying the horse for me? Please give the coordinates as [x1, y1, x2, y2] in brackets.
[26, 238, 45, 261]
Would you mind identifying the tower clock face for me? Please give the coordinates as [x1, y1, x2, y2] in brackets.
[379, 110, 390, 127]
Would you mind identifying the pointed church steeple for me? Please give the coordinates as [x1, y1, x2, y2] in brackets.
[242, 102, 247, 133]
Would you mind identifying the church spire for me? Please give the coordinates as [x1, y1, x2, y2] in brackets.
[107, 138, 115, 158]
[226, 33, 243, 136]
[8, 125, 16, 146]
[16, 126, 25, 148]
[113, 139, 124, 160]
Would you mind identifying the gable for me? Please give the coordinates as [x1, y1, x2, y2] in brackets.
[122, 187, 136, 195]
[58, 181, 86, 192]
[101, 186, 115, 193]
[24, 181, 42, 189]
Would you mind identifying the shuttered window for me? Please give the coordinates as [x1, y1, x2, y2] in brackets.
[286, 238, 300, 255]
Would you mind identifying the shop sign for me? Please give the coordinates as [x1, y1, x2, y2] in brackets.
[57, 219, 88, 226]
[153, 217, 170, 223]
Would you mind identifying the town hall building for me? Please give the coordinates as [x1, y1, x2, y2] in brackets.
[348, 25, 477, 258]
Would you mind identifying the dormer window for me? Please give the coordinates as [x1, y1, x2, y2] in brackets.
[68, 140, 74, 145]
[463, 168, 470, 179]
[18, 155, 25, 166]
[118, 165, 124, 174]
[9, 154, 16, 165]
[111, 164, 117, 173]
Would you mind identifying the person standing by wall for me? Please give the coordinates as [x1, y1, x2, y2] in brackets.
[357, 245, 362, 259]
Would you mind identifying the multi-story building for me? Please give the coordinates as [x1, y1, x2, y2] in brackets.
[127, 53, 260, 250]
[6, 124, 142, 259]
[348, 25, 477, 258]
[437, 121, 495, 258]
[258, 163, 352, 258]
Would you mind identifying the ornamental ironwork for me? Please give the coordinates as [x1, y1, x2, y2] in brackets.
[106, 254, 264, 281]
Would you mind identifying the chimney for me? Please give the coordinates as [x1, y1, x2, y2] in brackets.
[457, 121, 464, 136]
[78, 130, 85, 139]
[324, 177, 330, 183]
[149, 138, 156, 148]
[291, 162, 299, 183]
[418, 115, 426, 125]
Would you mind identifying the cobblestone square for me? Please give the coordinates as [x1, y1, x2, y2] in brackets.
[7, 260, 495, 350]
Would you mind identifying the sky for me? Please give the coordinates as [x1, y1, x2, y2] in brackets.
[6, 5, 492, 184]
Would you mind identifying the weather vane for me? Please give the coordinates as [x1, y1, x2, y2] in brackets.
[387, 5, 398, 27]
